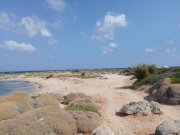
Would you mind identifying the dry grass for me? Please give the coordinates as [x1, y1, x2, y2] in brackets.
[62, 93, 91, 105]
[0, 102, 20, 121]
[0, 91, 33, 112]
[69, 97, 92, 106]
[0, 92, 103, 134]
[68, 111, 102, 134]
[65, 104, 100, 115]
[34, 93, 63, 107]
[0, 105, 77, 135]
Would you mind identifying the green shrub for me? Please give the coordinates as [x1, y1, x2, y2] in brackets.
[173, 68, 180, 73]
[124, 67, 136, 75]
[171, 72, 180, 84]
[157, 68, 171, 74]
[148, 64, 157, 74]
[65, 104, 100, 115]
[134, 64, 149, 80]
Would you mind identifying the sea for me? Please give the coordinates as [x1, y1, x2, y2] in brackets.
[0, 80, 36, 96]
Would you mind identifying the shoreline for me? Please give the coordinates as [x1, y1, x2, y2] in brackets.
[0, 73, 180, 134]
[0, 78, 37, 96]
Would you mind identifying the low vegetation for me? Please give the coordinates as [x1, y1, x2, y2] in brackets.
[68, 111, 102, 134]
[65, 104, 100, 115]
[171, 72, 180, 84]
[128, 64, 180, 89]
[0, 92, 102, 134]
[62, 92, 91, 105]
[63, 93, 101, 115]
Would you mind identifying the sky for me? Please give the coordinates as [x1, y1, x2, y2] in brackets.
[0, 0, 180, 71]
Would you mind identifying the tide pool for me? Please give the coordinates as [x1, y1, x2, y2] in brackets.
[0, 80, 35, 96]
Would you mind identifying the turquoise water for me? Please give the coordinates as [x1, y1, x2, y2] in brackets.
[0, 80, 35, 96]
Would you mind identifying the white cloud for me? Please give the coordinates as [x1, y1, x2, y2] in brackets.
[101, 42, 118, 54]
[144, 48, 155, 52]
[92, 12, 127, 41]
[46, 0, 65, 12]
[0, 11, 14, 30]
[20, 16, 52, 37]
[0, 40, 36, 53]
[97, 12, 127, 32]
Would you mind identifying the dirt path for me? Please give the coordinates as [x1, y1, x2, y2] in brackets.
[26, 74, 180, 135]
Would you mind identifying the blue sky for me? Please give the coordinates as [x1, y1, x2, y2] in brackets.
[0, 0, 180, 71]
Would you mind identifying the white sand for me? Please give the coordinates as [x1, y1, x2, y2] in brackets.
[25, 74, 180, 135]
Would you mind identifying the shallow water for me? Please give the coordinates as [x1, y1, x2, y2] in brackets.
[0, 80, 36, 96]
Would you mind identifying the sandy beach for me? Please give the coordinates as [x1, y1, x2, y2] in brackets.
[19, 73, 180, 135]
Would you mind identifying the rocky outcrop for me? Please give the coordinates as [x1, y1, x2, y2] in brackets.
[120, 101, 162, 116]
[155, 120, 180, 135]
[148, 79, 180, 105]
[92, 125, 115, 135]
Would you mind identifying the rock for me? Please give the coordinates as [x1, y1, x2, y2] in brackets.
[151, 84, 180, 105]
[92, 125, 115, 135]
[120, 101, 162, 116]
[155, 120, 180, 135]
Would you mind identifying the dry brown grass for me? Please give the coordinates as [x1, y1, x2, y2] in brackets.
[0, 105, 77, 135]
[0, 91, 33, 112]
[62, 93, 91, 105]
[34, 93, 63, 107]
[0, 102, 20, 121]
[68, 111, 102, 134]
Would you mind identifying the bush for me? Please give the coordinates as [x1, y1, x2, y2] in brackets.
[46, 74, 53, 79]
[134, 64, 149, 80]
[0, 105, 77, 135]
[148, 64, 157, 74]
[132, 71, 173, 89]
[0, 102, 20, 121]
[173, 68, 180, 73]
[68, 111, 102, 134]
[65, 104, 100, 115]
[171, 72, 180, 84]
[0, 91, 33, 112]
[35, 93, 63, 107]
[124, 67, 136, 75]
[69, 98, 92, 106]
[81, 72, 85, 76]
[62, 93, 91, 105]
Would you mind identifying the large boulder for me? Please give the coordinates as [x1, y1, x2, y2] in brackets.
[92, 125, 115, 135]
[150, 83, 180, 105]
[120, 101, 162, 116]
[155, 120, 180, 135]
